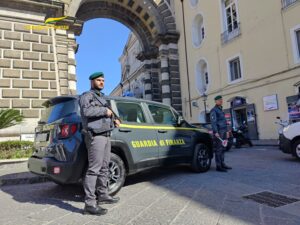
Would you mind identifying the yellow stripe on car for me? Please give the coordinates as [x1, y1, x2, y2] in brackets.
[119, 123, 205, 132]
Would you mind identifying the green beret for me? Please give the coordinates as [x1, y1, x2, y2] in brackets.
[89, 72, 104, 80]
[214, 95, 223, 101]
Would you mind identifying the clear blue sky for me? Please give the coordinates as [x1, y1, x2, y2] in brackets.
[75, 19, 130, 95]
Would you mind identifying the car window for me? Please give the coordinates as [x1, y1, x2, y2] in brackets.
[148, 105, 176, 125]
[41, 99, 78, 123]
[115, 102, 146, 123]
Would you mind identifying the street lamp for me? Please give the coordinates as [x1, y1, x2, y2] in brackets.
[202, 93, 208, 122]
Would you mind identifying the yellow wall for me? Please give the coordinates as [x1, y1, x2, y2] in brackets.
[174, 0, 300, 139]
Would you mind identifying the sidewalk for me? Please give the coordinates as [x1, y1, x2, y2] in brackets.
[0, 160, 48, 186]
[252, 139, 278, 146]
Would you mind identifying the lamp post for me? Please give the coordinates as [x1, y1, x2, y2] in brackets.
[202, 93, 208, 122]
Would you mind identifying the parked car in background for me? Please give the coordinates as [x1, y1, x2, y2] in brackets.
[279, 121, 300, 160]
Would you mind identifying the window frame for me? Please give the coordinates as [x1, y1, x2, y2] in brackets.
[227, 54, 243, 84]
[220, 0, 240, 33]
[113, 100, 149, 124]
[291, 24, 300, 64]
[146, 104, 177, 125]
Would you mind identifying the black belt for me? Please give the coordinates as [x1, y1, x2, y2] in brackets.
[93, 131, 111, 137]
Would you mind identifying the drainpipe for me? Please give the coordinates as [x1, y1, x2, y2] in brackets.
[180, 0, 192, 118]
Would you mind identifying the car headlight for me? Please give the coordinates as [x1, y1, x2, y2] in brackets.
[283, 125, 290, 133]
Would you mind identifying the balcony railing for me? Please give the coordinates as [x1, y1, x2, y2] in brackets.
[221, 23, 241, 45]
[282, 0, 300, 9]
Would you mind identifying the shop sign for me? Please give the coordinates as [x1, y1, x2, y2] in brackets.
[263, 94, 279, 111]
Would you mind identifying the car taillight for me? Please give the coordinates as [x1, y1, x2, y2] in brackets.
[58, 124, 77, 138]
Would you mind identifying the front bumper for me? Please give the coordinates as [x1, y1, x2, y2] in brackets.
[279, 134, 292, 154]
[28, 156, 82, 184]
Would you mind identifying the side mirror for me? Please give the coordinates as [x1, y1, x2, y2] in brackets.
[177, 116, 184, 126]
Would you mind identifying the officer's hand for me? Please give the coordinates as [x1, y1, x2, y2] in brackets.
[114, 119, 121, 127]
[215, 133, 220, 138]
[106, 108, 113, 117]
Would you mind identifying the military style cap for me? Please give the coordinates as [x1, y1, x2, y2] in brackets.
[89, 72, 104, 80]
[214, 95, 223, 101]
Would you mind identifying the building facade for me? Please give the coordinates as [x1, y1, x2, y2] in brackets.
[111, 33, 153, 100]
[174, 0, 300, 139]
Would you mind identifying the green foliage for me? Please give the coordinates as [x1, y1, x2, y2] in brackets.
[0, 141, 34, 159]
[0, 109, 24, 130]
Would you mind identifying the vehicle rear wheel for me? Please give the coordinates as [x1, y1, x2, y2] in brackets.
[191, 143, 211, 173]
[292, 139, 300, 160]
[108, 153, 126, 196]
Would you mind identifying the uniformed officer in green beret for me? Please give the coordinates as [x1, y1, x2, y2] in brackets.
[79, 72, 120, 215]
[210, 95, 232, 172]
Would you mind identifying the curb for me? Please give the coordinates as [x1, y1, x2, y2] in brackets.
[0, 158, 28, 165]
[0, 174, 49, 187]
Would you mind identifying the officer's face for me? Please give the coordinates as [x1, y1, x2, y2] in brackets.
[215, 99, 223, 106]
[92, 77, 105, 90]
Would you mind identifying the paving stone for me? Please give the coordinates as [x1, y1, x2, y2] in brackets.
[41, 36, 53, 44]
[41, 71, 56, 80]
[41, 90, 58, 98]
[31, 100, 45, 108]
[14, 23, 31, 32]
[41, 53, 54, 62]
[50, 81, 57, 89]
[0, 79, 10, 87]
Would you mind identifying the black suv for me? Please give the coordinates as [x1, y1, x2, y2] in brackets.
[28, 96, 213, 195]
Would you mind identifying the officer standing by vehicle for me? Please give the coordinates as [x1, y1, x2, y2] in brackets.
[79, 72, 121, 215]
[210, 95, 232, 172]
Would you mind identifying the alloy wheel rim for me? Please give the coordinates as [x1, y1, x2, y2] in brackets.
[197, 147, 209, 167]
[108, 161, 121, 190]
[296, 144, 300, 157]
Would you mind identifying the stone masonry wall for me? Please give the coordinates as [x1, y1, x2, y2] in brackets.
[0, 11, 59, 138]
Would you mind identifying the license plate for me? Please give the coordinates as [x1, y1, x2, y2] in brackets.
[35, 133, 49, 142]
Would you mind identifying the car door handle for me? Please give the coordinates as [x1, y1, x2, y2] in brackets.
[119, 128, 132, 133]
[158, 129, 167, 133]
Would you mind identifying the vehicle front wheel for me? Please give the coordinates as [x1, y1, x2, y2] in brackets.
[108, 153, 126, 196]
[292, 139, 300, 160]
[191, 143, 211, 173]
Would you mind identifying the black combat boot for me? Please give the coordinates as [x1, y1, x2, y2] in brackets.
[83, 205, 108, 215]
[222, 164, 232, 170]
[97, 195, 120, 205]
[216, 166, 227, 172]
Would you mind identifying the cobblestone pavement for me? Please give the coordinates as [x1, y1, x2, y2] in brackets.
[1, 146, 300, 225]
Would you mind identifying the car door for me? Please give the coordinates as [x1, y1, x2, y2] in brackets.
[146, 103, 194, 165]
[112, 100, 159, 170]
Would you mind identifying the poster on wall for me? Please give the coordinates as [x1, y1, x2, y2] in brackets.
[263, 94, 279, 111]
[287, 95, 300, 121]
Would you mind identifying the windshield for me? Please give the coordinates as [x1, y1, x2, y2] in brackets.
[40, 99, 78, 124]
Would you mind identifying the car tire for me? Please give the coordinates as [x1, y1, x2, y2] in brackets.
[108, 152, 126, 196]
[191, 143, 211, 173]
[292, 139, 300, 160]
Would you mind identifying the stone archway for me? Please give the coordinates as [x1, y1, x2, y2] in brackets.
[64, 0, 182, 111]
[0, 0, 182, 139]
